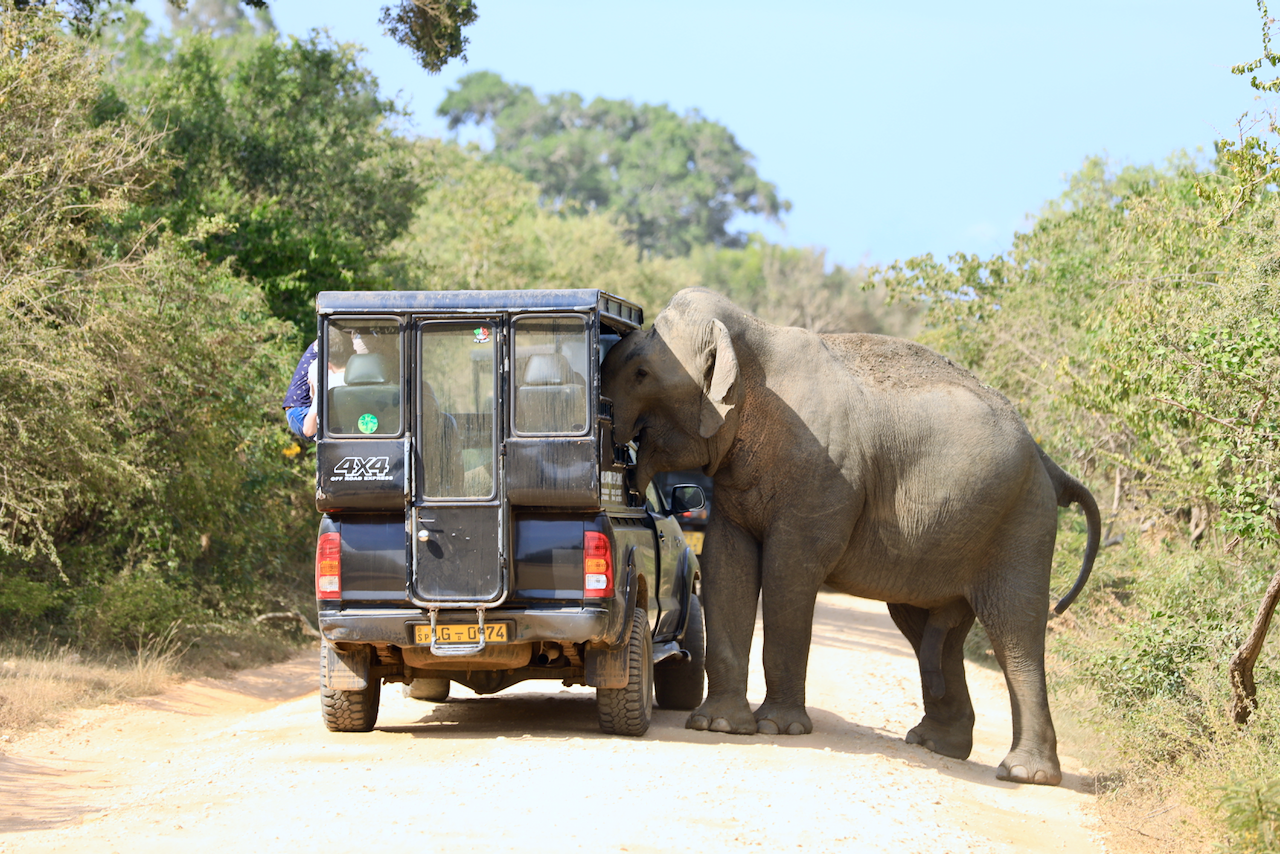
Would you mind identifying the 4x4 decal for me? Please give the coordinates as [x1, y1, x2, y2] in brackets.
[330, 455, 393, 482]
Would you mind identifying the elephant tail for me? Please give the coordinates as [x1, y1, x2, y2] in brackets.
[1037, 447, 1101, 614]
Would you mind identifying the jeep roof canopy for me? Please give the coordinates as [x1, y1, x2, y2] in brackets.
[316, 289, 644, 330]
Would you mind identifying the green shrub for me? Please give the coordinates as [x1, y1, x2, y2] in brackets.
[0, 577, 58, 628]
[1088, 610, 1220, 709]
[84, 569, 200, 650]
[1221, 778, 1280, 853]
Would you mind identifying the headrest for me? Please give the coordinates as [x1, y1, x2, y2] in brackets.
[343, 353, 390, 385]
[522, 353, 572, 386]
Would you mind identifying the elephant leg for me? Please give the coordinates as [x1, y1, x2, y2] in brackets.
[753, 546, 821, 736]
[972, 590, 1061, 785]
[888, 602, 976, 760]
[687, 519, 760, 735]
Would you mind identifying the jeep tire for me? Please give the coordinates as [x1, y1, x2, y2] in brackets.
[320, 642, 381, 732]
[404, 677, 450, 702]
[596, 607, 653, 736]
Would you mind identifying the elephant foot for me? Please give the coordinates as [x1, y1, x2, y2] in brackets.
[753, 702, 812, 736]
[996, 750, 1062, 786]
[687, 698, 757, 735]
[905, 716, 973, 760]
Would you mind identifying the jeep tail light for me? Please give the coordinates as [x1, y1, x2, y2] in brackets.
[315, 532, 341, 600]
[583, 530, 613, 598]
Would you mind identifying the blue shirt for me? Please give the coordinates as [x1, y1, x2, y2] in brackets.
[282, 340, 318, 409]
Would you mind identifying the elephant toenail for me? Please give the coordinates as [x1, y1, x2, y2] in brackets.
[786, 722, 806, 735]
[1010, 765, 1028, 780]
[757, 719, 779, 735]
[688, 715, 709, 731]
[1034, 770, 1049, 784]
[709, 717, 733, 733]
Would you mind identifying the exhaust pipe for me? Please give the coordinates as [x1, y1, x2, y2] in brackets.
[536, 642, 563, 665]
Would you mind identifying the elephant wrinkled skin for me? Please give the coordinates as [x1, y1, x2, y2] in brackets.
[600, 288, 1100, 786]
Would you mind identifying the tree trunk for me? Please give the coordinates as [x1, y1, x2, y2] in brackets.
[1230, 562, 1280, 725]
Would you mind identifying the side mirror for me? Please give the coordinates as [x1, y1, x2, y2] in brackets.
[669, 485, 706, 514]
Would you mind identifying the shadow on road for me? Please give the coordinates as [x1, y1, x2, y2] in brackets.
[374, 687, 1073, 793]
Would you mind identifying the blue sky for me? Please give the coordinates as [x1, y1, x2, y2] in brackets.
[138, 1, 1267, 269]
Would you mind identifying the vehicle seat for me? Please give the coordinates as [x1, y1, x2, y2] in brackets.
[516, 353, 585, 433]
[329, 353, 400, 435]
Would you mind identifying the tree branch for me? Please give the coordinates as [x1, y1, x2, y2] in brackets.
[1230, 555, 1280, 725]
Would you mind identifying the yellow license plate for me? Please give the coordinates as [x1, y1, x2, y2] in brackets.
[414, 623, 508, 645]
[683, 530, 704, 554]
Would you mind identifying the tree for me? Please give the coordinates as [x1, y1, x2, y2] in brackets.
[0, 1, 312, 640]
[381, 141, 699, 316]
[691, 238, 919, 336]
[438, 71, 790, 258]
[378, 0, 477, 73]
[102, 8, 422, 331]
[15, 0, 478, 73]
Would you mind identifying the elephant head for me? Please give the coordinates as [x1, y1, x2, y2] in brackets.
[601, 290, 742, 494]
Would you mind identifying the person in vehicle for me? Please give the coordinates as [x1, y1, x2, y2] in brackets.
[283, 333, 354, 440]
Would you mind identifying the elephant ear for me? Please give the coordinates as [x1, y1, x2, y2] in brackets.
[698, 318, 739, 438]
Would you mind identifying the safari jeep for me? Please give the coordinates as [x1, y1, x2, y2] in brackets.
[311, 289, 705, 737]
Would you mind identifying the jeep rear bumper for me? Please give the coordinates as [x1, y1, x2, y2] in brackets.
[318, 605, 619, 649]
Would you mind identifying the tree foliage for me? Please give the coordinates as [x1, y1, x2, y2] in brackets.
[438, 71, 790, 258]
[691, 238, 919, 336]
[16, 0, 478, 73]
[102, 9, 422, 332]
[0, 1, 311, 640]
[378, 0, 477, 74]
[381, 141, 699, 315]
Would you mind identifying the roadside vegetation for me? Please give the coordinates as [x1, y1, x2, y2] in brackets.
[3, 1, 1278, 849]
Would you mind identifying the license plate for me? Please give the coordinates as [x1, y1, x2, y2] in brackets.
[683, 530, 704, 553]
[414, 623, 508, 645]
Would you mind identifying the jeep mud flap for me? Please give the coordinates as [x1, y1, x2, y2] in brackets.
[322, 642, 371, 692]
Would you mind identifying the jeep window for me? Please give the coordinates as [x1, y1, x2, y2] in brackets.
[325, 318, 402, 437]
[512, 316, 589, 435]
[420, 323, 497, 499]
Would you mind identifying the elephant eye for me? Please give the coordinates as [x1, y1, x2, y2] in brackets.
[635, 366, 648, 382]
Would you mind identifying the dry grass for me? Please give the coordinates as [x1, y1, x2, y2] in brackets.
[0, 633, 180, 734]
[0, 622, 307, 737]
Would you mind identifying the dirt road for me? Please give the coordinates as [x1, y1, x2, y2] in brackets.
[0, 593, 1107, 853]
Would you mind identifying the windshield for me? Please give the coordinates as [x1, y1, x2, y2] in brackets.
[419, 323, 496, 499]
[512, 316, 590, 435]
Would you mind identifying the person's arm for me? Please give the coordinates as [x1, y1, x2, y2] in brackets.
[303, 360, 319, 438]
[302, 402, 318, 438]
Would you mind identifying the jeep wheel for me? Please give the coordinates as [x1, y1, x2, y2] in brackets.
[655, 593, 705, 710]
[320, 643, 381, 732]
[404, 677, 450, 702]
[596, 607, 652, 737]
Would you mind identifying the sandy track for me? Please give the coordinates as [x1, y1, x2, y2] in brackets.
[0, 592, 1106, 853]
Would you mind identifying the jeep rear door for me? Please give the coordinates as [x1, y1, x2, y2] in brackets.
[411, 320, 505, 605]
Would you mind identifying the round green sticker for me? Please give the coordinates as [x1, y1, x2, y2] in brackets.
[357, 413, 379, 434]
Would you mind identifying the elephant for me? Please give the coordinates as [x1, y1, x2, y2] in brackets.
[600, 288, 1100, 786]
